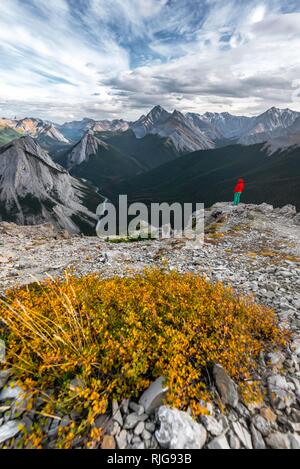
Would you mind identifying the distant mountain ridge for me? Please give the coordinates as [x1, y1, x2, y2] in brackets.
[2, 106, 300, 155]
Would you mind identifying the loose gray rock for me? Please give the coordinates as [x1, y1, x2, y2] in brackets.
[207, 434, 230, 449]
[289, 433, 300, 449]
[155, 406, 207, 449]
[142, 429, 152, 441]
[129, 401, 144, 416]
[252, 415, 272, 437]
[145, 422, 156, 433]
[112, 400, 123, 427]
[0, 370, 11, 390]
[268, 375, 295, 410]
[250, 424, 266, 449]
[294, 213, 300, 226]
[116, 429, 127, 449]
[200, 415, 223, 436]
[0, 383, 24, 402]
[134, 421, 145, 436]
[232, 421, 253, 449]
[131, 441, 145, 449]
[229, 432, 241, 449]
[213, 364, 239, 408]
[139, 377, 168, 414]
[278, 205, 297, 218]
[123, 412, 148, 430]
[266, 432, 291, 449]
[0, 420, 23, 444]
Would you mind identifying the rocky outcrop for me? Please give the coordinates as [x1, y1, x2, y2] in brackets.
[0, 137, 102, 234]
[155, 406, 207, 449]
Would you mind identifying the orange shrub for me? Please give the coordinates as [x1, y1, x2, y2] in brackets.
[0, 268, 286, 446]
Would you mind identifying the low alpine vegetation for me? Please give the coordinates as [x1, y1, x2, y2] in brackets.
[0, 268, 286, 448]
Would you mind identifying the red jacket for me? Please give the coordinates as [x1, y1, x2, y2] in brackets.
[234, 179, 245, 193]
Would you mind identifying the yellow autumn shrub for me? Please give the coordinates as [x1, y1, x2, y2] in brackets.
[0, 268, 286, 447]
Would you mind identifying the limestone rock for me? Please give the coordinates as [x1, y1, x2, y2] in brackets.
[266, 432, 291, 449]
[139, 377, 168, 414]
[207, 434, 230, 449]
[250, 424, 266, 449]
[260, 407, 277, 423]
[268, 375, 295, 410]
[200, 415, 223, 436]
[116, 429, 127, 449]
[289, 433, 300, 449]
[278, 205, 297, 218]
[0, 382, 24, 402]
[252, 415, 272, 437]
[155, 406, 207, 449]
[0, 370, 11, 390]
[123, 412, 148, 430]
[0, 420, 23, 444]
[232, 421, 253, 449]
[134, 421, 145, 436]
[213, 364, 239, 408]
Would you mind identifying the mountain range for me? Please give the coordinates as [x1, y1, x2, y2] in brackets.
[1, 105, 300, 231]
[2, 105, 300, 153]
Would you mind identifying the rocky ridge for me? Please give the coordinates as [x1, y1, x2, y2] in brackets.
[0, 202, 300, 449]
[0, 136, 102, 234]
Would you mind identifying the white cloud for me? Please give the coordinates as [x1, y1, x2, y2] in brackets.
[0, 0, 300, 122]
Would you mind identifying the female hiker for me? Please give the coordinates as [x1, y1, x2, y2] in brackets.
[233, 178, 245, 206]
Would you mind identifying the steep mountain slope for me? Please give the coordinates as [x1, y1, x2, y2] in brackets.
[112, 143, 300, 209]
[238, 108, 300, 145]
[186, 112, 224, 142]
[132, 106, 214, 152]
[57, 131, 145, 188]
[0, 137, 103, 234]
[199, 112, 253, 140]
[131, 105, 171, 138]
[101, 129, 180, 170]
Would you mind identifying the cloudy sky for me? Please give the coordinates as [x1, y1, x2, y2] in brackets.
[1, 0, 300, 123]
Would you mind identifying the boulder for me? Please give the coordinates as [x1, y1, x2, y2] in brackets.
[232, 421, 253, 449]
[0, 382, 24, 402]
[155, 406, 207, 449]
[266, 432, 291, 449]
[278, 205, 297, 218]
[139, 377, 168, 414]
[112, 400, 123, 427]
[250, 424, 266, 449]
[0, 420, 23, 444]
[207, 434, 230, 449]
[115, 429, 127, 449]
[294, 213, 300, 226]
[289, 433, 300, 449]
[252, 415, 272, 437]
[268, 375, 295, 410]
[0, 370, 11, 390]
[200, 415, 223, 436]
[256, 203, 274, 215]
[123, 412, 148, 430]
[213, 364, 239, 408]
